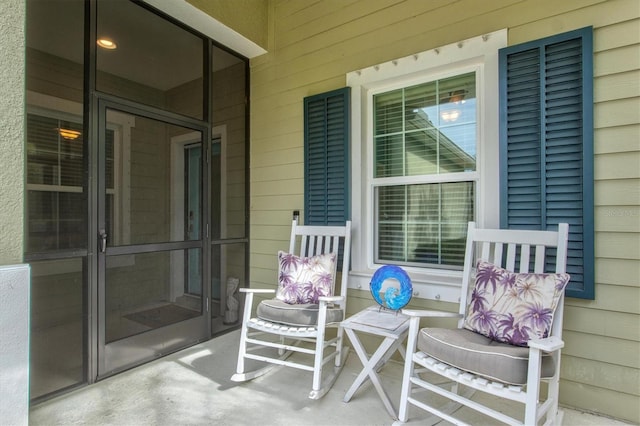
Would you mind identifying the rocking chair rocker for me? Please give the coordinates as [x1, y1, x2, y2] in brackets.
[231, 219, 351, 399]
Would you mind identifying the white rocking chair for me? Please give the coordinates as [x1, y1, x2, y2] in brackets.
[231, 219, 352, 399]
[396, 222, 570, 425]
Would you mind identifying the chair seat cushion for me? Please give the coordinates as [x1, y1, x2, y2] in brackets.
[257, 299, 344, 327]
[418, 327, 556, 385]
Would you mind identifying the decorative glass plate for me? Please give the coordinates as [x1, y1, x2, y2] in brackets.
[369, 265, 412, 311]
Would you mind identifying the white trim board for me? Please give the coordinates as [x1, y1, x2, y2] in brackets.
[142, 0, 267, 58]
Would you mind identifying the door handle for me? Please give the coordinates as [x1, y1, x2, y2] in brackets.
[99, 229, 108, 253]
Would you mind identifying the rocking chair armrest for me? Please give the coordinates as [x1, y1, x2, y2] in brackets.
[401, 308, 462, 319]
[239, 288, 276, 294]
[528, 335, 564, 352]
[317, 295, 344, 303]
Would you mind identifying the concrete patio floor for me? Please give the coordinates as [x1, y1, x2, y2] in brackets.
[30, 329, 630, 426]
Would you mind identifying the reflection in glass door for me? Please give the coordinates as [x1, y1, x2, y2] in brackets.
[25, 109, 87, 400]
[185, 145, 202, 296]
[98, 104, 209, 377]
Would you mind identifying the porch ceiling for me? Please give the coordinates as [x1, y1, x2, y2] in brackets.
[27, 0, 245, 92]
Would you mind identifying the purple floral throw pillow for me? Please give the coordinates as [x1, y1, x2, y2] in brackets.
[276, 251, 337, 304]
[463, 260, 570, 346]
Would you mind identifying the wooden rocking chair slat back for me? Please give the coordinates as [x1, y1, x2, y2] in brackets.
[398, 222, 570, 425]
[232, 220, 352, 400]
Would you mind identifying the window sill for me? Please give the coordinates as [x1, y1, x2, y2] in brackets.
[348, 267, 463, 303]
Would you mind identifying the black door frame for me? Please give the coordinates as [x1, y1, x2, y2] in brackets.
[94, 98, 211, 378]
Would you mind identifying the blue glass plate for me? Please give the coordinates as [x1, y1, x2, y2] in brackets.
[369, 265, 412, 311]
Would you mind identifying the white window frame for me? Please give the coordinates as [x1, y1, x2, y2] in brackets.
[168, 125, 227, 302]
[347, 30, 506, 303]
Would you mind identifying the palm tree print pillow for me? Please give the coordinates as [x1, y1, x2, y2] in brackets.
[463, 260, 570, 346]
[276, 251, 337, 304]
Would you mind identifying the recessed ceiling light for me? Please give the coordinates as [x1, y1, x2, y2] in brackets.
[97, 38, 117, 50]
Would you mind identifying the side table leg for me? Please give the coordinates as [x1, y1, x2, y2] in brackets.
[343, 328, 374, 402]
[343, 329, 400, 419]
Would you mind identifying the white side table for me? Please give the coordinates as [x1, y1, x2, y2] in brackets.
[341, 306, 410, 420]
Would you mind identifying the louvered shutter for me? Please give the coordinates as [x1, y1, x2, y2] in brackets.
[499, 27, 594, 299]
[304, 87, 350, 226]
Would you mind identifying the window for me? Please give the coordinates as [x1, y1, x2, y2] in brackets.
[347, 30, 506, 302]
[373, 73, 476, 268]
[26, 93, 133, 253]
[26, 112, 86, 252]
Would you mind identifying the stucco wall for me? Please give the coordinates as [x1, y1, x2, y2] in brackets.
[0, 264, 30, 426]
[249, 0, 640, 422]
[0, 0, 25, 265]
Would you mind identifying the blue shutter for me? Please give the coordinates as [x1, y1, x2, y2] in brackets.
[499, 27, 594, 299]
[304, 87, 350, 226]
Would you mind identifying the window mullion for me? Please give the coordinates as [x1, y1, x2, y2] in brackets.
[436, 183, 441, 264]
[404, 185, 408, 262]
[373, 172, 478, 186]
[402, 88, 406, 178]
[436, 80, 440, 175]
